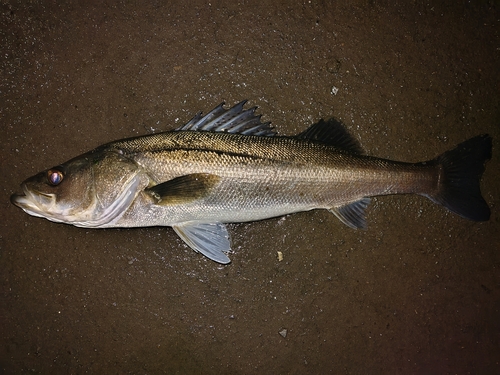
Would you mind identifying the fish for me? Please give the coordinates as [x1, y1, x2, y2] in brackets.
[11, 101, 492, 264]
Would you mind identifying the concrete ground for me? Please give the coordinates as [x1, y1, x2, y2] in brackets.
[1, 1, 499, 374]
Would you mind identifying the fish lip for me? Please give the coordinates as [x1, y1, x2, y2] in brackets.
[10, 183, 31, 207]
[10, 191, 25, 207]
[10, 191, 42, 216]
[10, 184, 55, 212]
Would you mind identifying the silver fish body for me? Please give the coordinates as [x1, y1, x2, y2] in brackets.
[11, 101, 492, 263]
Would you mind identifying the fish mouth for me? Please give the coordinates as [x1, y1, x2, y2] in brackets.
[10, 185, 57, 219]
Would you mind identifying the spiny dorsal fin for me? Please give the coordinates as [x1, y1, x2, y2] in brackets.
[146, 173, 220, 205]
[175, 101, 275, 136]
[329, 198, 371, 229]
[297, 118, 362, 154]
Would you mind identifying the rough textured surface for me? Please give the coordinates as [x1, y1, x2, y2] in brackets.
[1, 1, 499, 374]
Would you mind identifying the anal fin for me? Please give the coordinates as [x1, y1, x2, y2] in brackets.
[329, 198, 371, 229]
[173, 222, 232, 264]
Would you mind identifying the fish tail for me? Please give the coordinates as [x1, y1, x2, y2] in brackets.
[428, 134, 492, 221]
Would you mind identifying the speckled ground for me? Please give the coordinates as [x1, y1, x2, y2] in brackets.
[1, 1, 499, 374]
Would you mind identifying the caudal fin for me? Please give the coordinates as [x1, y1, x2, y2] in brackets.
[429, 134, 492, 221]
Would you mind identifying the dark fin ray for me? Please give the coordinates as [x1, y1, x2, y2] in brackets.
[146, 173, 220, 205]
[296, 118, 362, 154]
[329, 198, 371, 229]
[176, 101, 275, 136]
[173, 222, 231, 264]
[176, 103, 227, 132]
[427, 134, 492, 221]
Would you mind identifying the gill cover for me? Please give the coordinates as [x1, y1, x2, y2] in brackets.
[11, 149, 144, 228]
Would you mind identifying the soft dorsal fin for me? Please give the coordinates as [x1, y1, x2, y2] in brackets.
[176, 101, 276, 136]
[296, 118, 362, 154]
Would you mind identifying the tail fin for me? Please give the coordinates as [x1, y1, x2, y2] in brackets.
[429, 134, 492, 221]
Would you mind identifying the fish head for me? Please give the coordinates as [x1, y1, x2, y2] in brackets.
[11, 148, 144, 227]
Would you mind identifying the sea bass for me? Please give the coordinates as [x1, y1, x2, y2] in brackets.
[11, 101, 492, 263]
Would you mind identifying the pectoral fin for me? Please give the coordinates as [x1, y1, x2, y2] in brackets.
[329, 198, 371, 229]
[146, 173, 220, 205]
[173, 222, 232, 264]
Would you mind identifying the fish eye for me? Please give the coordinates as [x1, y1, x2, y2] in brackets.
[47, 170, 64, 186]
